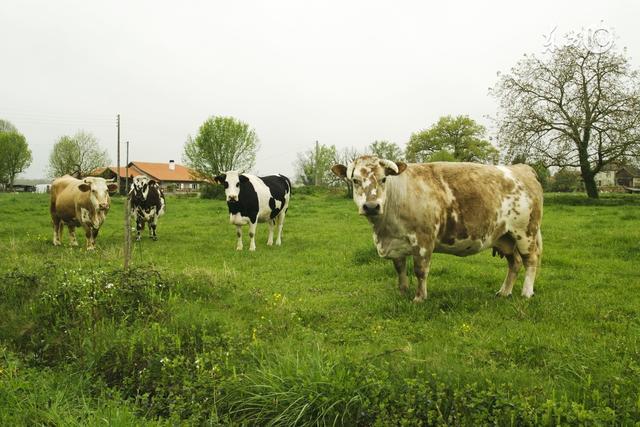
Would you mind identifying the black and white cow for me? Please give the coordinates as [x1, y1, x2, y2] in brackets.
[129, 175, 166, 241]
[214, 171, 291, 251]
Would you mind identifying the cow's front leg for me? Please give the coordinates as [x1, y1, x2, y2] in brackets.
[150, 218, 158, 241]
[136, 217, 144, 241]
[235, 225, 243, 250]
[84, 226, 96, 251]
[392, 257, 409, 295]
[412, 254, 431, 302]
[68, 225, 79, 247]
[267, 219, 275, 246]
[248, 221, 258, 251]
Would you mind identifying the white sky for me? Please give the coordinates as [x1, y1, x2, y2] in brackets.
[1, 0, 639, 179]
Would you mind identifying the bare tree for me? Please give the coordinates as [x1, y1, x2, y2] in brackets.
[48, 130, 110, 178]
[332, 146, 361, 197]
[367, 140, 404, 160]
[492, 28, 640, 198]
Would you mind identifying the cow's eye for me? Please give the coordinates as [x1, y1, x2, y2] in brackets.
[236, 183, 240, 188]
[352, 179, 361, 186]
[381, 177, 387, 183]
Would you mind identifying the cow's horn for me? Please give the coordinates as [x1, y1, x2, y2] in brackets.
[379, 159, 399, 174]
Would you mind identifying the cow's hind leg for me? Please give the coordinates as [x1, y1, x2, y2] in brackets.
[275, 210, 286, 246]
[235, 225, 243, 251]
[267, 219, 275, 246]
[150, 218, 158, 241]
[392, 257, 409, 295]
[68, 225, 79, 247]
[520, 230, 542, 298]
[497, 252, 522, 297]
[52, 217, 62, 246]
[248, 221, 258, 251]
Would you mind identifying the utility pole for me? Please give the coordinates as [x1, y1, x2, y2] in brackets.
[314, 140, 319, 186]
[124, 140, 131, 271]
[116, 114, 121, 194]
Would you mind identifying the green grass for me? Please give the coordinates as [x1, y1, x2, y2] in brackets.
[0, 190, 639, 425]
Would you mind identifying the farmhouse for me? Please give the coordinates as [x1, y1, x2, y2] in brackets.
[92, 160, 205, 193]
[595, 163, 640, 189]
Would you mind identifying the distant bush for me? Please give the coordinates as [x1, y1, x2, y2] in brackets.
[200, 183, 225, 200]
[549, 168, 581, 192]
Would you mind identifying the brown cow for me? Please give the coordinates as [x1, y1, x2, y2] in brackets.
[50, 175, 118, 250]
[332, 156, 543, 301]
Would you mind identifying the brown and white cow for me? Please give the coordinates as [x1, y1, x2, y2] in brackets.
[332, 156, 543, 301]
[50, 175, 118, 250]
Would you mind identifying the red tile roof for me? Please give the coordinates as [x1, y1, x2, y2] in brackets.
[95, 162, 201, 182]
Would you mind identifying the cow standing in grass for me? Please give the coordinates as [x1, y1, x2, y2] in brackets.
[332, 156, 543, 301]
[214, 172, 291, 251]
[129, 175, 166, 241]
[50, 175, 118, 250]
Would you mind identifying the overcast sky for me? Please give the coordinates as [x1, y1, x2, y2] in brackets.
[2, 0, 639, 180]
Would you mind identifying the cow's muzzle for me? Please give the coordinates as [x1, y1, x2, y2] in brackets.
[227, 195, 238, 202]
[99, 203, 110, 211]
[362, 201, 381, 216]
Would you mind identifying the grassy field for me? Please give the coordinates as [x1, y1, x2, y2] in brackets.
[0, 190, 639, 425]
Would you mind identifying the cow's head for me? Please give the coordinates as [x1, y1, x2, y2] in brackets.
[332, 155, 407, 217]
[130, 175, 156, 203]
[79, 177, 118, 211]
[214, 171, 249, 203]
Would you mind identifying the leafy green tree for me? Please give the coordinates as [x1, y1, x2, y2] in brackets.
[0, 131, 32, 191]
[367, 140, 403, 160]
[294, 143, 337, 186]
[0, 119, 18, 133]
[183, 116, 259, 180]
[492, 28, 640, 198]
[48, 131, 110, 178]
[405, 115, 498, 163]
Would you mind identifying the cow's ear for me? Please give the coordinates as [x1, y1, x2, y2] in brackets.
[331, 164, 348, 178]
[107, 183, 119, 192]
[148, 179, 156, 186]
[79, 183, 91, 192]
[239, 174, 249, 183]
[395, 162, 407, 175]
[214, 174, 226, 185]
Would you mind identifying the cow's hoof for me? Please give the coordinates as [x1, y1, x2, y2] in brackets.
[412, 296, 426, 303]
[521, 292, 534, 298]
[86, 247, 95, 251]
[151, 236, 158, 241]
[70, 242, 79, 247]
[275, 240, 282, 246]
[236, 247, 243, 251]
[53, 241, 61, 246]
[495, 291, 512, 298]
[267, 241, 273, 246]
[135, 236, 141, 242]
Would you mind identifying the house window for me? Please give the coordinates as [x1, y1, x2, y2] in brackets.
[191, 183, 198, 189]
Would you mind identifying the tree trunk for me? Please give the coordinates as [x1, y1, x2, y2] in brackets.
[578, 145, 599, 199]
[583, 174, 599, 198]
